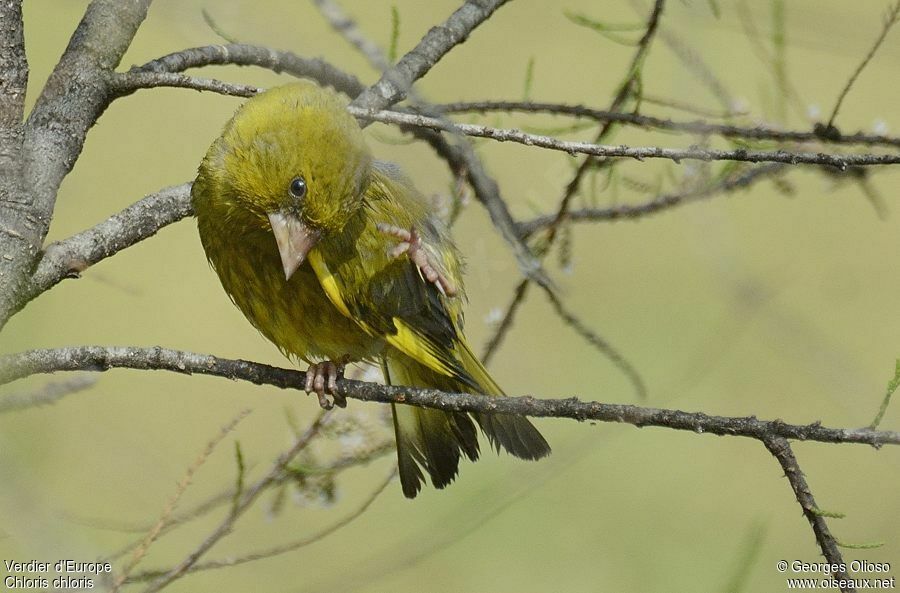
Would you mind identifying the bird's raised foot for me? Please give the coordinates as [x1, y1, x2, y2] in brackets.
[305, 359, 347, 409]
[376, 223, 458, 297]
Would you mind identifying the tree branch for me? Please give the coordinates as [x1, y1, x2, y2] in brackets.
[1, 346, 897, 447]
[20, 183, 193, 313]
[0, 0, 33, 332]
[128, 43, 365, 98]
[346, 107, 900, 168]
[0, 0, 27, 163]
[435, 100, 900, 149]
[515, 164, 785, 238]
[825, 0, 900, 130]
[0, 0, 153, 329]
[764, 437, 854, 592]
[0, 0, 28, 140]
[343, 0, 552, 294]
[126, 468, 396, 583]
[112, 71, 259, 98]
[0, 376, 97, 414]
[310, 0, 393, 73]
[140, 412, 329, 593]
[349, 0, 511, 112]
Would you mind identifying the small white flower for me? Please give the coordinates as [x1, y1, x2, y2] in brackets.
[806, 104, 821, 120]
[873, 119, 889, 135]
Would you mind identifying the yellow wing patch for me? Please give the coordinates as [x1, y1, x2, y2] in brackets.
[307, 250, 352, 318]
[385, 319, 457, 378]
[308, 249, 459, 380]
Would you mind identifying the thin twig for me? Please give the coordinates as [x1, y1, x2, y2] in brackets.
[516, 164, 784, 237]
[101, 442, 394, 563]
[112, 71, 259, 98]
[310, 0, 392, 72]
[542, 288, 647, 400]
[434, 100, 900, 149]
[481, 0, 663, 371]
[481, 279, 530, 364]
[1, 346, 897, 447]
[763, 437, 855, 592]
[140, 411, 329, 593]
[0, 376, 97, 413]
[346, 107, 900, 168]
[349, 0, 511, 113]
[127, 468, 396, 582]
[112, 409, 251, 592]
[826, 1, 900, 129]
[131, 43, 366, 98]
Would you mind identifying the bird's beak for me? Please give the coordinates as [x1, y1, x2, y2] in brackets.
[267, 211, 321, 281]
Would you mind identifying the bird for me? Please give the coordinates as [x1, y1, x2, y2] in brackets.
[192, 81, 550, 498]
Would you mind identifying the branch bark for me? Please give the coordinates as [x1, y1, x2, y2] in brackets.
[349, 0, 511, 112]
[0, 0, 153, 329]
[0, 0, 32, 332]
[25, 183, 193, 307]
[764, 437, 855, 592]
[346, 107, 900, 168]
[1, 346, 897, 447]
[435, 100, 900, 149]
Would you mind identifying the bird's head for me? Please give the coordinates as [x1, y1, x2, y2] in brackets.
[197, 81, 372, 279]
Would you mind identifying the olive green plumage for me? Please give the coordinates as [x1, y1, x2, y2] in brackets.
[193, 82, 550, 498]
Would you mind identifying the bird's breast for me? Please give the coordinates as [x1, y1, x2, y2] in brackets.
[204, 227, 380, 363]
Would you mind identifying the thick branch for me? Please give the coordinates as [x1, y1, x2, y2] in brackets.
[24, 183, 193, 308]
[0, 0, 27, 155]
[350, 0, 511, 112]
[0, 0, 32, 332]
[0, 0, 152, 329]
[25, 0, 152, 217]
[764, 437, 854, 591]
[1, 346, 897, 447]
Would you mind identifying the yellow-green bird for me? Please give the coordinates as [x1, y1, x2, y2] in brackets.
[192, 82, 550, 498]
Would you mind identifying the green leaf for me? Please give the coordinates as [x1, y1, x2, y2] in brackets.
[836, 539, 885, 550]
[810, 506, 846, 519]
[231, 440, 245, 516]
[564, 11, 644, 46]
[870, 358, 900, 428]
[388, 6, 400, 64]
[522, 56, 535, 101]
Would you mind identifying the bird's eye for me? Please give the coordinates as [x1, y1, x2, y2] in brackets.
[288, 176, 307, 200]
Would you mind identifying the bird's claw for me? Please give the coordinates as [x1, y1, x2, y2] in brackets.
[305, 360, 347, 409]
[376, 223, 458, 297]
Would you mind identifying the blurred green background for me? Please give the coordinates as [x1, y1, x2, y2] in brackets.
[2, 1, 899, 591]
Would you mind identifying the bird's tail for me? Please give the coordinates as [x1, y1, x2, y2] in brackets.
[383, 343, 551, 498]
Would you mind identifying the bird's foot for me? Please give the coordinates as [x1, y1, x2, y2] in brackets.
[305, 359, 348, 409]
[376, 223, 458, 297]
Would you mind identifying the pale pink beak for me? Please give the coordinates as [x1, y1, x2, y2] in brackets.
[267, 212, 321, 280]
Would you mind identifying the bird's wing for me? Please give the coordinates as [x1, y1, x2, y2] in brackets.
[307, 162, 488, 392]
